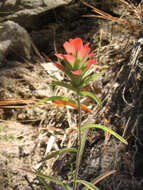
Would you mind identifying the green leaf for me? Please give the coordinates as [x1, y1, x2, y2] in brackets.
[79, 91, 101, 106]
[40, 148, 77, 162]
[20, 169, 72, 190]
[64, 185, 73, 190]
[78, 129, 89, 166]
[82, 74, 102, 88]
[38, 177, 54, 190]
[76, 180, 99, 190]
[81, 124, 128, 144]
[36, 96, 77, 106]
[52, 81, 76, 92]
[74, 58, 82, 70]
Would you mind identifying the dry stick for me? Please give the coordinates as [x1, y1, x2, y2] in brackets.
[24, 175, 35, 190]
[91, 170, 116, 185]
[0, 99, 37, 105]
[31, 41, 45, 63]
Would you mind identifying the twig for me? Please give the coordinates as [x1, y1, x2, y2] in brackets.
[24, 175, 35, 190]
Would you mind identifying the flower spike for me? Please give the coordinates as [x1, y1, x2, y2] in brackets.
[54, 37, 97, 88]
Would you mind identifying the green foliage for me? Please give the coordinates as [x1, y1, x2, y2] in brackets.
[82, 74, 101, 88]
[81, 124, 128, 144]
[24, 37, 128, 190]
[21, 169, 72, 190]
[40, 148, 77, 162]
[38, 177, 53, 190]
[79, 91, 101, 106]
[77, 129, 88, 167]
[52, 81, 76, 92]
[36, 96, 77, 106]
[76, 180, 100, 190]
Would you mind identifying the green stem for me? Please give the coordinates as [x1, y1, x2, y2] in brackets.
[73, 94, 82, 190]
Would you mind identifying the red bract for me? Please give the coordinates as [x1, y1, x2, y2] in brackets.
[64, 38, 83, 54]
[55, 54, 64, 60]
[71, 70, 82, 76]
[84, 59, 96, 68]
[63, 54, 75, 65]
[55, 54, 75, 65]
[78, 44, 90, 60]
[53, 63, 63, 70]
[54, 37, 96, 79]
[88, 53, 95, 58]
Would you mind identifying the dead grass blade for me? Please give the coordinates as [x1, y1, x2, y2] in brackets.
[91, 170, 116, 185]
[80, 0, 127, 25]
[118, 0, 132, 7]
[80, 0, 142, 34]
[0, 99, 37, 105]
[0, 98, 50, 109]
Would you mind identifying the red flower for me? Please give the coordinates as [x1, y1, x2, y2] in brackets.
[88, 53, 95, 58]
[84, 59, 96, 68]
[53, 63, 63, 70]
[55, 54, 64, 60]
[78, 44, 90, 60]
[63, 54, 75, 65]
[54, 38, 96, 79]
[64, 38, 83, 55]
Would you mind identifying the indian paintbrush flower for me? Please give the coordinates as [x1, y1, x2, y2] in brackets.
[30, 37, 127, 190]
[54, 38, 96, 86]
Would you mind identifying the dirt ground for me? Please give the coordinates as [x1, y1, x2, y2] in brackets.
[1, 0, 143, 189]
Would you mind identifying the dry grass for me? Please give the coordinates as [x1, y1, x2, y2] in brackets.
[80, 0, 143, 36]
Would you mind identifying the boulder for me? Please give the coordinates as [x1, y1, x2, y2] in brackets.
[0, 20, 31, 61]
[0, 0, 72, 29]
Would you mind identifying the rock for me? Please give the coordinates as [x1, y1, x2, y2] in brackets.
[0, 21, 31, 61]
[0, 0, 72, 29]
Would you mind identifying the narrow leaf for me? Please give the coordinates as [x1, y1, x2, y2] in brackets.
[76, 180, 99, 190]
[38, 177, 53, 190]
[36, 96, 90, 112]
[78, 129, 89, 166]
[80, 91, 101, 106]
[53, 99, 77, 108]
[36, 96, 77, 106]
[40, 148, 77, 162]
[52, 81, 76, 92]
[20, 169, 72, 190]
[82, 74, 101, 88]
[81, 124, 128, 144]
[80, 104, 91, 112]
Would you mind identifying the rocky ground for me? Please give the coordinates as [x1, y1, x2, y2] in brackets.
[1, 0, 143, 189]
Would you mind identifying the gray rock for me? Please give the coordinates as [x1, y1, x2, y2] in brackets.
[0, 20, 31, 61]
[0, 0, 72, 28]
